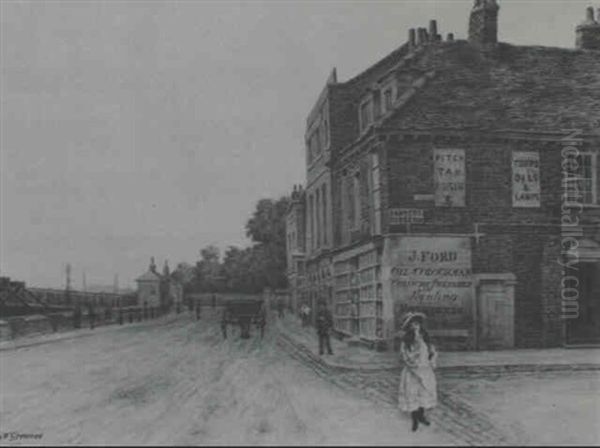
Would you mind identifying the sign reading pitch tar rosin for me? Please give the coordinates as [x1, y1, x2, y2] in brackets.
[382, 236, 474, 334]
[434, 149, 466, 207]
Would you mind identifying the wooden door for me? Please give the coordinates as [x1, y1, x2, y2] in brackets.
[477, 281, 515, 349]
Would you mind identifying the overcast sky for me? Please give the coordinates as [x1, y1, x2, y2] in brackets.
[0, 0, 591, 289]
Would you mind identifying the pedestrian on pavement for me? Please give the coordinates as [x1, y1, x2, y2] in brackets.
[397, 311, 438, 432]
[315, 301, 334, 356]
[255, 301, 267, 339]
[300, 303, 311, 327]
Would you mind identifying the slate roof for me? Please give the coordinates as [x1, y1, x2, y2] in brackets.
[136, 270, 162, 282]
[381, 41, 600, 134]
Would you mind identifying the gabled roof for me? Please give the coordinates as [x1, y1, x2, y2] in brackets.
[380, 41, 600, 134]
[136, 270, 162, 282]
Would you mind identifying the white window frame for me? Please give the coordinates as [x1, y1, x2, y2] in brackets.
[371, 152, 382, 235]
[380, 78, 397, 115]
[359, 98, 373, 134]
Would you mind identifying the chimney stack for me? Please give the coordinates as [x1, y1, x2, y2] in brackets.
[576, 6, 600, 50]
[468, 0, 500, 46]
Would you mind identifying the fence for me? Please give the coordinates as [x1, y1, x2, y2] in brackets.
[0, 305, 170, 342]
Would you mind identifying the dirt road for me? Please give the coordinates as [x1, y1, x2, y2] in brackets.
[0, 313, 450, 445]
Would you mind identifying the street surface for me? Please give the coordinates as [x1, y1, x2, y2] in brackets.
[0, 312, 448, 446]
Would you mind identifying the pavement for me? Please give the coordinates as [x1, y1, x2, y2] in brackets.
[275, 312, 600, 373]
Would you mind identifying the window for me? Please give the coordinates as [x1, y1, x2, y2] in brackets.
[307, 138, 313, 165]
[322, 184, 328, 246]
[577, 153, 598, 205]
[371, 152, 382, 235]
[353, 173, 361, 229]
[383, 88, 393, 112]
[308, 194, 314, 250]
[346, 176, 356, 230]
[322, 119, 329, 149]
[316, 189, 321, 248]
[359, 99, 372, 133]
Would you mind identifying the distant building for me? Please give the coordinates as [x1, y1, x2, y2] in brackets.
[135, 258, 183, 310]
[287, 1, 600, 350]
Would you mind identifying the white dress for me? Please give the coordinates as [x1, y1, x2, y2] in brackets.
[397, 333, 438, 412]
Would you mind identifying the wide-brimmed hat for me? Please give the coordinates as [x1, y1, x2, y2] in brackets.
[400, 311, 427, 331]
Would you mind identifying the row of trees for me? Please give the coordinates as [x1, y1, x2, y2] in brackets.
[177, 196, 290, 294]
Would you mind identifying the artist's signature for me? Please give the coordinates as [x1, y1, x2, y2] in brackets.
[1, 432, 43, 442]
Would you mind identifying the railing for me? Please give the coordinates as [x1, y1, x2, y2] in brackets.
[0, 305, 172, 342]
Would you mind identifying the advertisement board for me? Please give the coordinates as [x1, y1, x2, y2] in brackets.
[382, 236, 474, 335]
[512, 151, 541, 207]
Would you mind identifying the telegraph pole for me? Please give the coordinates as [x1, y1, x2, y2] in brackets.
[65, 263, 72, 306]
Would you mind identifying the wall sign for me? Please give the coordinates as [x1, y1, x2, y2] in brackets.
[434, 149, 466, 207]
[512, 151, 541, 207]
[389, 208, 424, 225]
[382, 236, 473, 335]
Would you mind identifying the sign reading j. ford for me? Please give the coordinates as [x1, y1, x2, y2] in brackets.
[382, 236, 474, 335]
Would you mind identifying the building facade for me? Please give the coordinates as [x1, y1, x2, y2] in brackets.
[136, 258, 183, 310]
[286, 1, 600, 350]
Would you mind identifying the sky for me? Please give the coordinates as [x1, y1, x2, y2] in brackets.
[0, 0, 592, 289]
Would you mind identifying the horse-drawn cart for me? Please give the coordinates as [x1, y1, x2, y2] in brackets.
[221, 298, 266, 339]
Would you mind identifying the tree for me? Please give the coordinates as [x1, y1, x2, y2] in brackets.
[188, 195, 290, 294]
[192, 245, 223, 292]
[244, 196, 290, 290]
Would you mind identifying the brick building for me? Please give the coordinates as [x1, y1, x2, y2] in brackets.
[286, 1, 600, 350]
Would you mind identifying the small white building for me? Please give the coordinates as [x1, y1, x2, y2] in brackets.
[135, 257, 184, 310]
[136, 258, 163, 308]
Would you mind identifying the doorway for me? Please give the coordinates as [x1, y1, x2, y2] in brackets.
[566, 262, 600, 345]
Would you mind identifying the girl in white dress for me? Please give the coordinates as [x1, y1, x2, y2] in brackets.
[397, 312, 438, 432]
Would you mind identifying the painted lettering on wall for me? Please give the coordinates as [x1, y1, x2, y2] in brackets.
[434, 149, 466, 207]
[512, 151, 541, 207]
[383, 236, 473, 333]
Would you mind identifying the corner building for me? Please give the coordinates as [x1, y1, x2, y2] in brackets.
[286, 1, 600, 350]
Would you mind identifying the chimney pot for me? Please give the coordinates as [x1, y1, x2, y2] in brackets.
[409, 28, 416, 47]
[586, 6, 595, 22]
[429, 20, 438, 38]
[417, 28, 428, 45]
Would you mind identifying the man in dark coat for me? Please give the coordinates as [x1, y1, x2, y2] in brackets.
[315, 301, 334, 355]
[255, 302, 266, 339]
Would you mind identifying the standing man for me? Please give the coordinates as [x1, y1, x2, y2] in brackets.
[315, 301, 334, 356]
[300, 303, 311, 327]
[256, 301, 266, 339]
